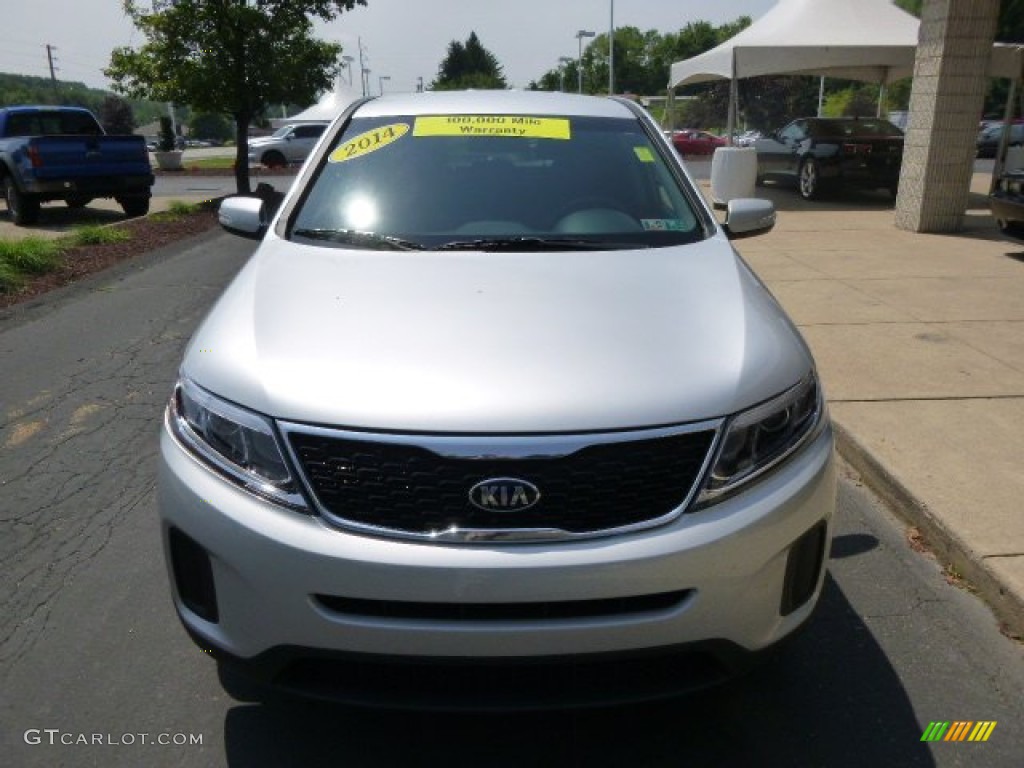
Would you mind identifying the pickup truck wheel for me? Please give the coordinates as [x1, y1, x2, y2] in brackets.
[3, 176, 40, 226]
[119, 197, 150, 218]
[66, 195, 93, 209]
[261, 151, 287, 169]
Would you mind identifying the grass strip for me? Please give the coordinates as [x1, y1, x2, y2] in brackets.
[0, 199, 214, 293]
[69, 224, 132, 246]
[0, 225, 132, 294]
[151, 200, 201, 222]
[0, 236, 65, 276]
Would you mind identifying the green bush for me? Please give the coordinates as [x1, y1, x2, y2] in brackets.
[70, 225, 131, 246]
[158, 115, 177, 152]
[0, 236, 63, 274]
[0, 259, 24, 291]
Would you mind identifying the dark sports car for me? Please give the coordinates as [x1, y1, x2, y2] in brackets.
[753, 117, 904, 200]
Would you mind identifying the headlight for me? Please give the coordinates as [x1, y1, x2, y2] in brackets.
[698, 373, 825, 504]
[168, 377, 307, 509]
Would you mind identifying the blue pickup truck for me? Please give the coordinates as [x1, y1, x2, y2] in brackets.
[0, 105, 154, 226]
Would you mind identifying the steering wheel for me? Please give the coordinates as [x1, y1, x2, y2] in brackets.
[553, 196, 632, 219]
[552, 196, 641, 233]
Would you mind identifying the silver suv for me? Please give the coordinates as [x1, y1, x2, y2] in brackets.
[247, 122, 328, 168]
[159, 90, 835, 708]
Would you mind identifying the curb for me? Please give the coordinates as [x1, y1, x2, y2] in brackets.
[832, 418, 1024, 640]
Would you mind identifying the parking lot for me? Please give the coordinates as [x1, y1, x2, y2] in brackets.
[2, 145, 1023, 766]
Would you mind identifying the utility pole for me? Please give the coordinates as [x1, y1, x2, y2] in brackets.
[358, 37, 368, 97]
[609, 0, 614, 95]
[45, 44, 58, 91]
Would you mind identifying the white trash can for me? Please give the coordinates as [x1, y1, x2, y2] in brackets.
[709, 146, 757, 206]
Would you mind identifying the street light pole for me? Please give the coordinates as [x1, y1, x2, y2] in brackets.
[558, 56, 573, 92]
[357, 37, 367, 97]
[342, 55, 355, 86]
[575, 30, 595, 94]
[379, 75, 390, 95]
[609, 0, 615, 95]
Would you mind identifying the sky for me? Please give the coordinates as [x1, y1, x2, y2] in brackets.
[0, 0, 777, 97]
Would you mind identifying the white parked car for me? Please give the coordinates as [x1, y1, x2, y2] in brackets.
[160, 90, 836, 708]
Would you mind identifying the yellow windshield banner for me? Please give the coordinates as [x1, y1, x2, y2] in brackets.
[328, 123, 409, 163]
[413, 115, 571, 140]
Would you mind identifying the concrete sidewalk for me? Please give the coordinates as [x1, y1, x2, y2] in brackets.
[722, 174, 1024, 638]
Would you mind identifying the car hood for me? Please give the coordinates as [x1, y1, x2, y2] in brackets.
[183, 235, 813, 432]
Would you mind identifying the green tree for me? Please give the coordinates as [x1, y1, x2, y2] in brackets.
[106, 0, 365, 194]
[158, 115, 177, 152]
[190, 112, 233, 142]
[0, 72, 166, 125]
[431, 32, 507, 90]
[532, 18, 752, 99]
[894, 0, 1024, 116]
[99, 94, 135, 134]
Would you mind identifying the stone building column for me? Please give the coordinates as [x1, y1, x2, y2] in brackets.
[895, 0, 999, 233]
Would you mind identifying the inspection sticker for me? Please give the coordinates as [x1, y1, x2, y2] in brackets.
[328, 123, 409, 163]
[633, 146, 655, 163]
[413, 115, 571, 140]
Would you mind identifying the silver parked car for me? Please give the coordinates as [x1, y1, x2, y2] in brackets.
[247, 121, 328, 168]
[159, 90, 836, 708]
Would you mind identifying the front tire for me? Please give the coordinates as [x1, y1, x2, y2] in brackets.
[4, 176, 40, 226]
[261, 151, 287, 169]
[798, 158, 822, 200]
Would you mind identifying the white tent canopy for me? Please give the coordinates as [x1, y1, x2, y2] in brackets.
[669, 0, 1024, 89]
[288, 76, 360, 122]
[669, 0, 920, 89]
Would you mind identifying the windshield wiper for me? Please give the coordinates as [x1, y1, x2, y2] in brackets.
[433, 237, 647, 252]
[292, 228, 426, 251]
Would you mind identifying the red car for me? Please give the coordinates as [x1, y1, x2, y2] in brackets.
[668, 129, 728, 156]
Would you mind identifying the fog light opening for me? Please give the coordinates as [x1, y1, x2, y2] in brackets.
[780, 521, 827, 616]
[169, 527, 220, 623]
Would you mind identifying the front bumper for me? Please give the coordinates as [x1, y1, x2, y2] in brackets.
[157, 418, 835, 703]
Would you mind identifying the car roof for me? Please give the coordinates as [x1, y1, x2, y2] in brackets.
[353, 90, 637, 120]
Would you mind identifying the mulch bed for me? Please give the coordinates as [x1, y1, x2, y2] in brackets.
[0, 208, 220, 310]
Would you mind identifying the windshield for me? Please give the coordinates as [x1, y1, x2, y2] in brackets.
[290, 113, 704, 250]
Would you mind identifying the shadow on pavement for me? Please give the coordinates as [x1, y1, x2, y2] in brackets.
[0, 203, 129, 238]
[221, 572, 935, 768]
[754, 180, 897, 213]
